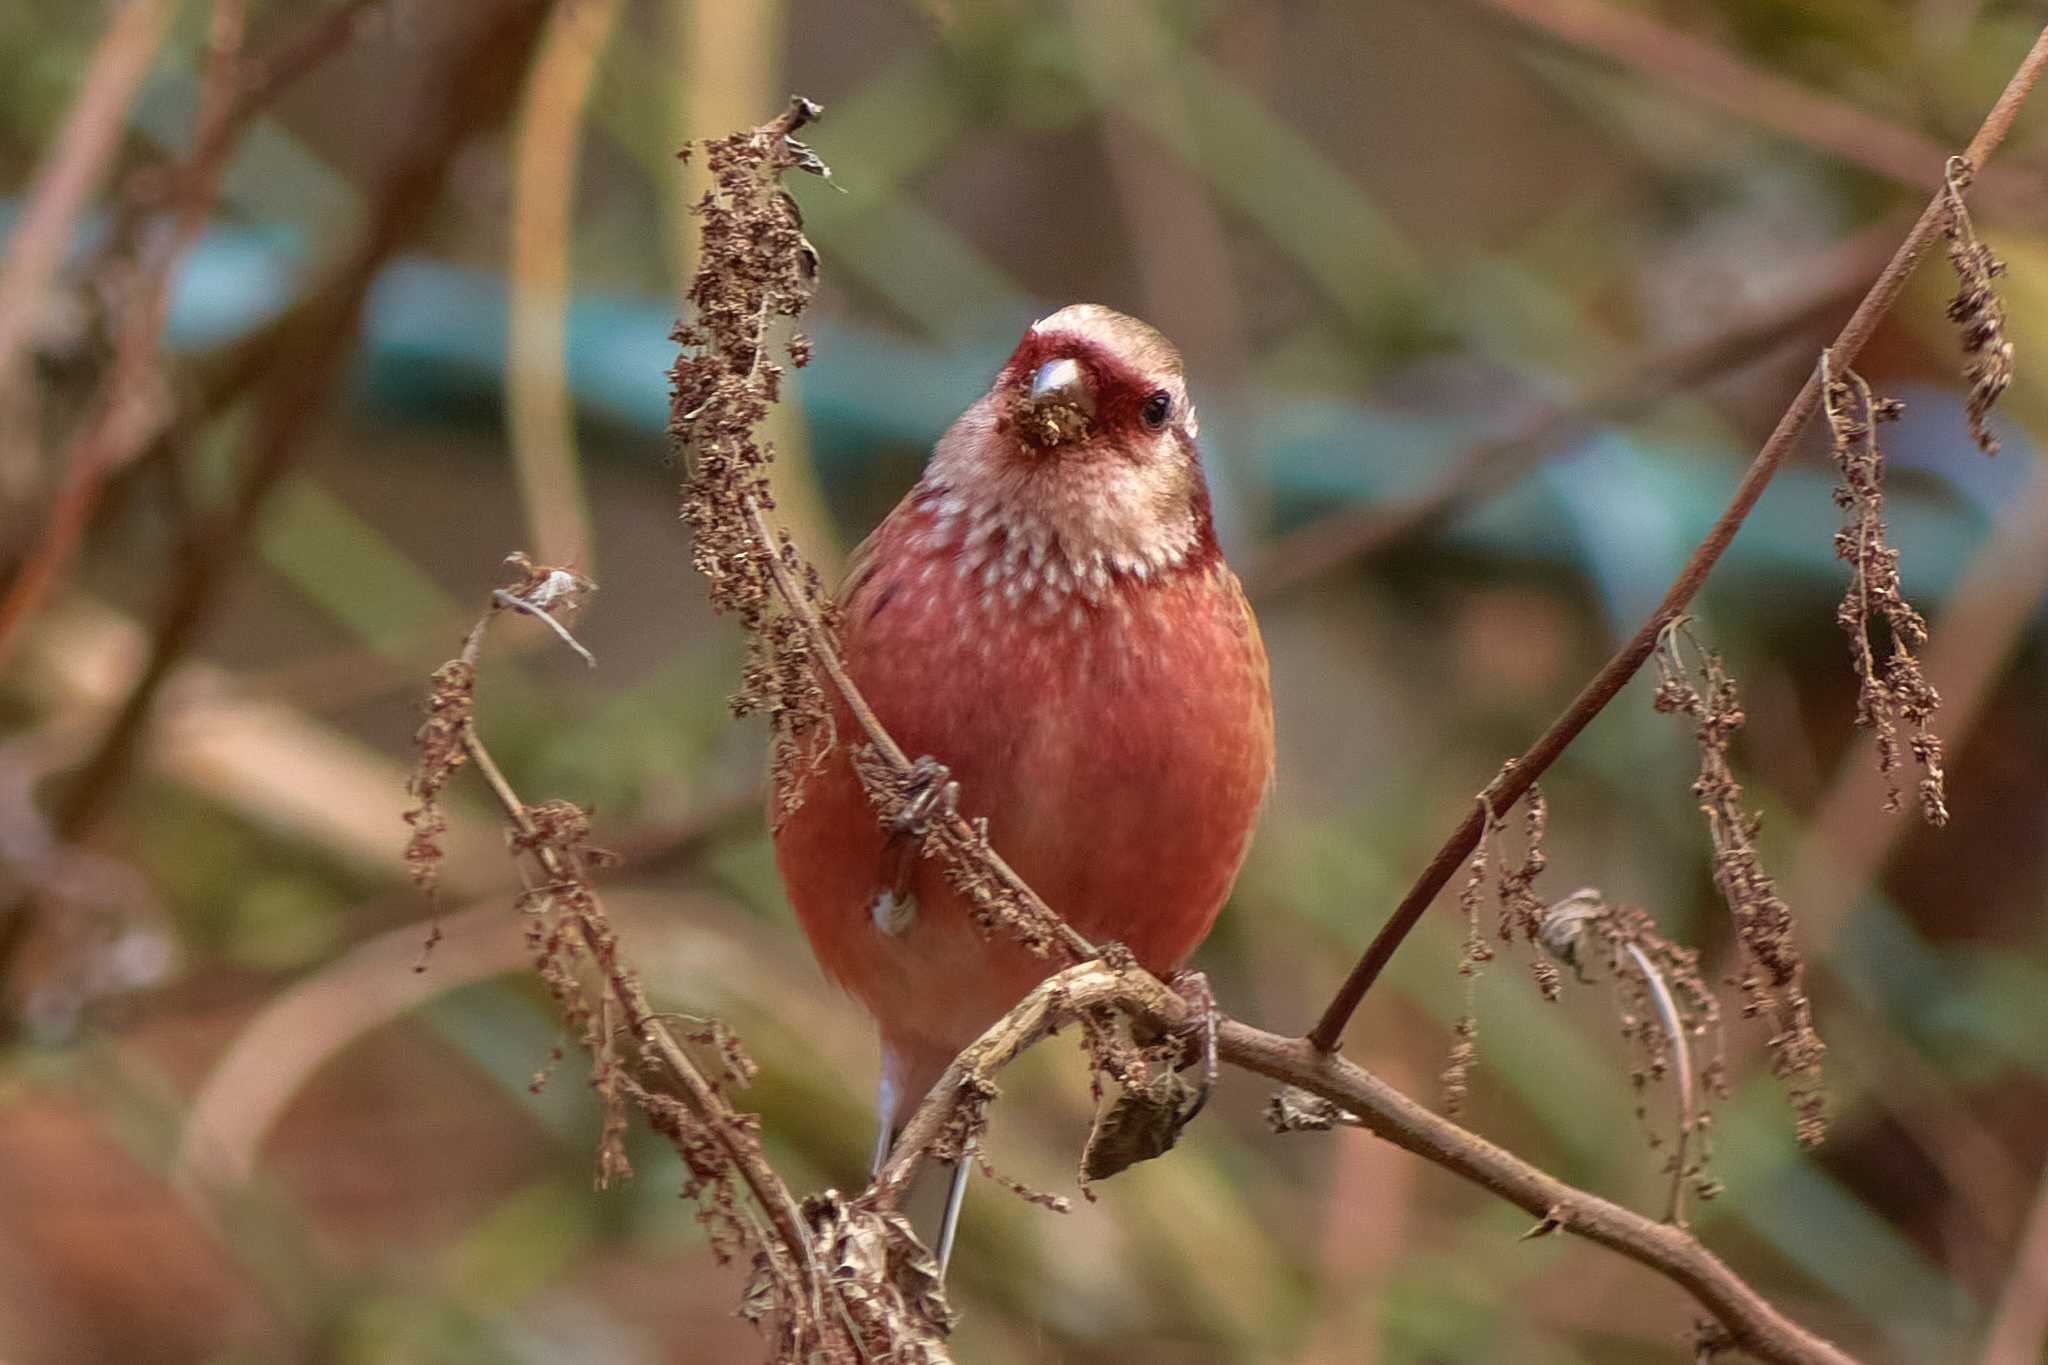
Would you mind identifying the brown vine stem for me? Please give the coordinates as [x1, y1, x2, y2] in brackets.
[741, 496, 1098, 965]
[1307, 21, 2048, 1052]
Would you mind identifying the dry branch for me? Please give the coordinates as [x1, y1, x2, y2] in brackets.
[1220, 1022, 1859, 1365]
[416, 560, 969, 1362]
[1307, 24, 2048, 1052]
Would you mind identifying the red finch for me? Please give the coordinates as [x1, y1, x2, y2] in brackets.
[774, 304, 1274, 1262]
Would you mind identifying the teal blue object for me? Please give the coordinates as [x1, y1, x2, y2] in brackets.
[8, 207, 2032, 633]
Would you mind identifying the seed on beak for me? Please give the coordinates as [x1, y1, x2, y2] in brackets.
[1021, 357, 1095, 447]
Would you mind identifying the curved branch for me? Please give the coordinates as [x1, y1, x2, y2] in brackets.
[1306, 22, 2048, 1051]
[1219, 1022, 1858, 1365]
[860, 961, 1860, 1365]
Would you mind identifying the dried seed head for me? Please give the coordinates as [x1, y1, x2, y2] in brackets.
[1820, 357, 1949, 826]
[669, 98, 833, 818]
[1941, 157, 2013, 457]
[1654, 621, 1827, 1145]
[1535, 888, 1729, 1219]
[401, 658, 474, 900]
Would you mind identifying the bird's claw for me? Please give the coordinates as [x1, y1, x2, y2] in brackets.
[890, 757, 959, 841]
[1168, 968, 1221, 1128]
[874, 758, 959, 935]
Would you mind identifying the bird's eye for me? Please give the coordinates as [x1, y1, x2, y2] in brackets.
[1140, 389, 1173, 429]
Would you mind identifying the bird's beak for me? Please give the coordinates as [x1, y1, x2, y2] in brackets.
[1021, 357, 1095, 447]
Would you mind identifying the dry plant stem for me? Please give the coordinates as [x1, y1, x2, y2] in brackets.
[1307, 22, 2048, 1052]
[1623, 939, 1695, 1225]
[1248, 225, 1888, 595]
[866, 961, 1183, 1210]
[1221, 1022, 1859, 1365]
[0, 0, 248, 674]
[683, 94, 1865, 1362]
[741, 495, 1097, 964]
[448, 622, 817, 1272]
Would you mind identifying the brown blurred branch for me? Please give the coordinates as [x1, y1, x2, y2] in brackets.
[1307, 24, 2048, 1052]
[0, 0, 555, 1007]
[0, 0, 393, 674]
[0, 0, 248, 673]
[1473, 0, 2044, 218]
[0, 0, 174, 442]
[1245, 223, 1889, 595]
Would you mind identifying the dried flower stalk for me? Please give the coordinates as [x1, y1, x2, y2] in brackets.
[1820, 356, 1949, 826]
[1654, 621, 1826, 1146]
[1539, 889, 1729, 1223]
[1941, 155, 2013, 457]
[406, 556, 956, 1362]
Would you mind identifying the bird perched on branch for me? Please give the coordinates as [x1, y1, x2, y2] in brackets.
[774, 304, 1274, 1266]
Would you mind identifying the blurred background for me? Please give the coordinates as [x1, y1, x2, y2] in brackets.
[2, 1, 2046, 1361]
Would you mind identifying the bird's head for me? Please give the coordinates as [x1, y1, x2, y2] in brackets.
[927, 304, 1215, 580]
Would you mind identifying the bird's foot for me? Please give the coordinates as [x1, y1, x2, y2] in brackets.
[890, 756, 959, 842]
[1167, 968, 1221, 1127]
[872, 758, 960, 937]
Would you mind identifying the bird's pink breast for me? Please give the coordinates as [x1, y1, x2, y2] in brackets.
[773, 499, 1274, 1101]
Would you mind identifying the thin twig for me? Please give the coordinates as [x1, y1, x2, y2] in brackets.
[1306, 23, 2048, 1051]
[853, 957, 1861, 1365]
[864, 960, 1183, 1211]
[491, 587, 595, 665]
